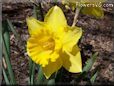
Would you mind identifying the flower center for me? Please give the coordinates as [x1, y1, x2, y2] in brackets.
[39, 36, 55, 50]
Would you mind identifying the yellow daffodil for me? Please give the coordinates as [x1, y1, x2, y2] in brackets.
[26, 6, 82, 79]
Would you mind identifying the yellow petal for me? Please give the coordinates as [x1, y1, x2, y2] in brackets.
[44, 6, 67, 33]
[42, 57, 62, 79]
[62, 26, 82, 52]
[26, 17, 46, 35]
[62, 45, 82, 73]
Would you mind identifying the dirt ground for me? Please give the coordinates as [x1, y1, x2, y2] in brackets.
[2, 2, 114, 85]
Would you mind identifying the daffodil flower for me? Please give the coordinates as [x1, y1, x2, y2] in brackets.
[26, 6, 82, 79]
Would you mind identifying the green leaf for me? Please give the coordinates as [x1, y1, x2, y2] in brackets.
[2, 67, 10, 85]
[32, 3, 44, 20]
[2, 20, 16, 84]
[36, 66, 46, 85]
[90, 71, 98, 84]
[0, 15, 2, 80]
[55, 68, 63, 82]
[47, 73, 56, 85]
[28, 58, 33, 85]
[38, 3, 44, 21]
[82, 52, 98, 73]
[47, 79, 55, 85]
[33, 5, 38, 19]
[7, 19, 19, 39]
[0, 31, 2, 85]
[75, 52, 99, 82]
[3, 34, 16, 85]
[2, 21, 10, 55]
[30, 62, 36, 85]
[81, 7, 104, 18]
